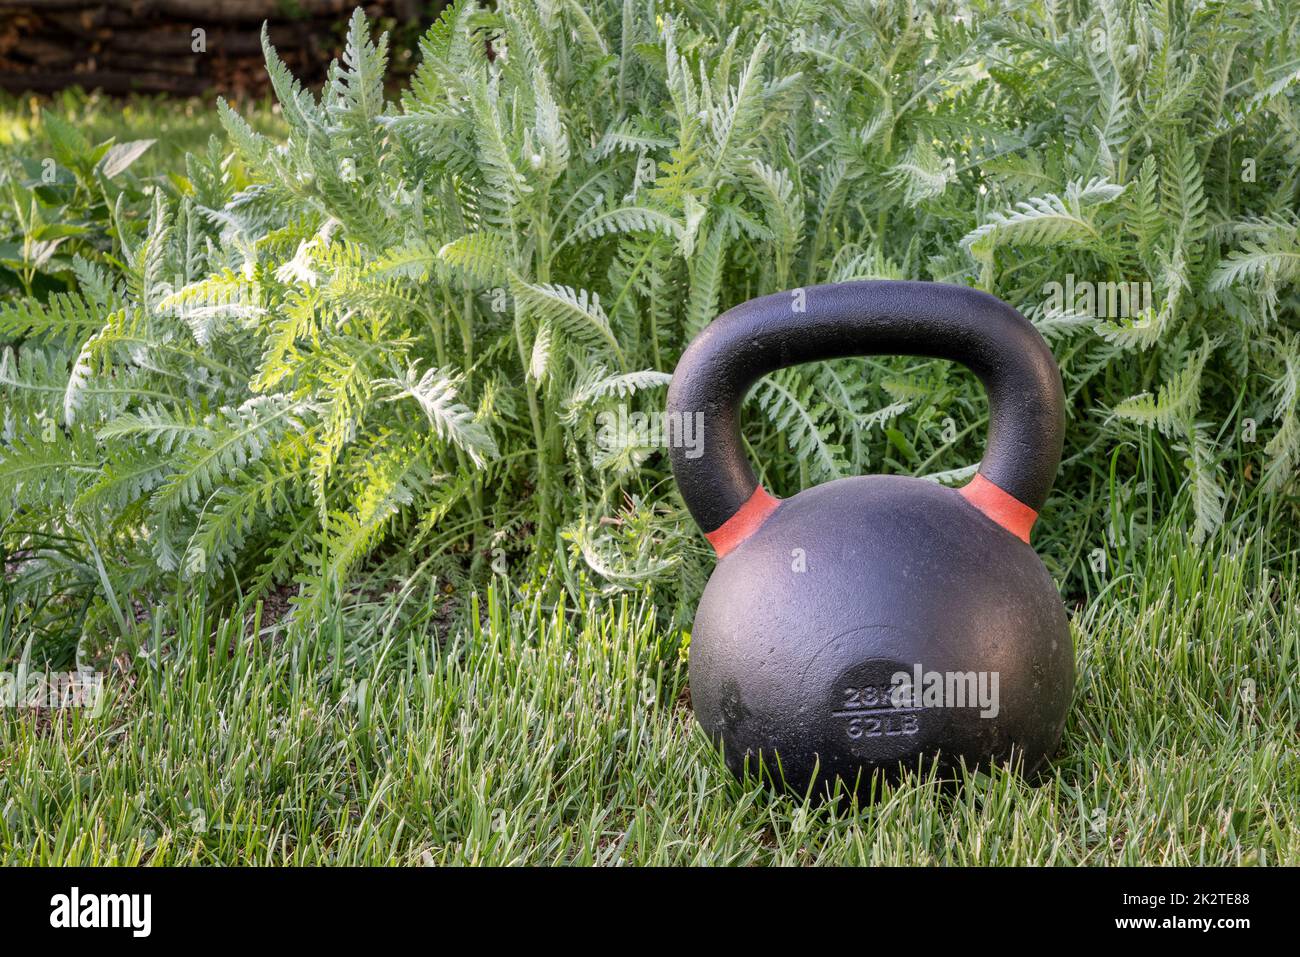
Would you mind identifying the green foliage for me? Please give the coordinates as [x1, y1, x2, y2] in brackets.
[0, 90, 280, 302]
[3, 1, 1300, 647]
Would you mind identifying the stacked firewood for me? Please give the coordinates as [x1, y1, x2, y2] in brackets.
[0, 0, 427, 96]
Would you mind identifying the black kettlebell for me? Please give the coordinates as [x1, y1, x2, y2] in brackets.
[668, 280, 1073, 798]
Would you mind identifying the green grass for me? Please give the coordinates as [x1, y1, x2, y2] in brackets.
[0, 89, 284, 174]
[2, 505, 1296, 865]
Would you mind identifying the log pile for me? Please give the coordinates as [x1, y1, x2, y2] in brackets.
[0, 0, 426, 97]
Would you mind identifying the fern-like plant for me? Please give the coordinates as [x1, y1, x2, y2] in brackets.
[3, 0, 1298, 648]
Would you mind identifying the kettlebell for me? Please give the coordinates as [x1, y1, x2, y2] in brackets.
[667, 280, 1073, 798]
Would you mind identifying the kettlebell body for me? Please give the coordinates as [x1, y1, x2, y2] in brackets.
[668, 281, 1074, 798]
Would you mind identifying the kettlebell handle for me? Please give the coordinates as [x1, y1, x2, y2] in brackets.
[667, 280, 1065, 551]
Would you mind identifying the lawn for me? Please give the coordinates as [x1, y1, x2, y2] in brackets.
[2, 502, 1296, 865]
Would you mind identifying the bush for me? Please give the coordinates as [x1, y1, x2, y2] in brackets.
[2, 0, 1298, 649]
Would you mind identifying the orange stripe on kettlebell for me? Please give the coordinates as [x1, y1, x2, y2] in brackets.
[706, 485, 781, 558]
[959, 473, 1037, 543]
